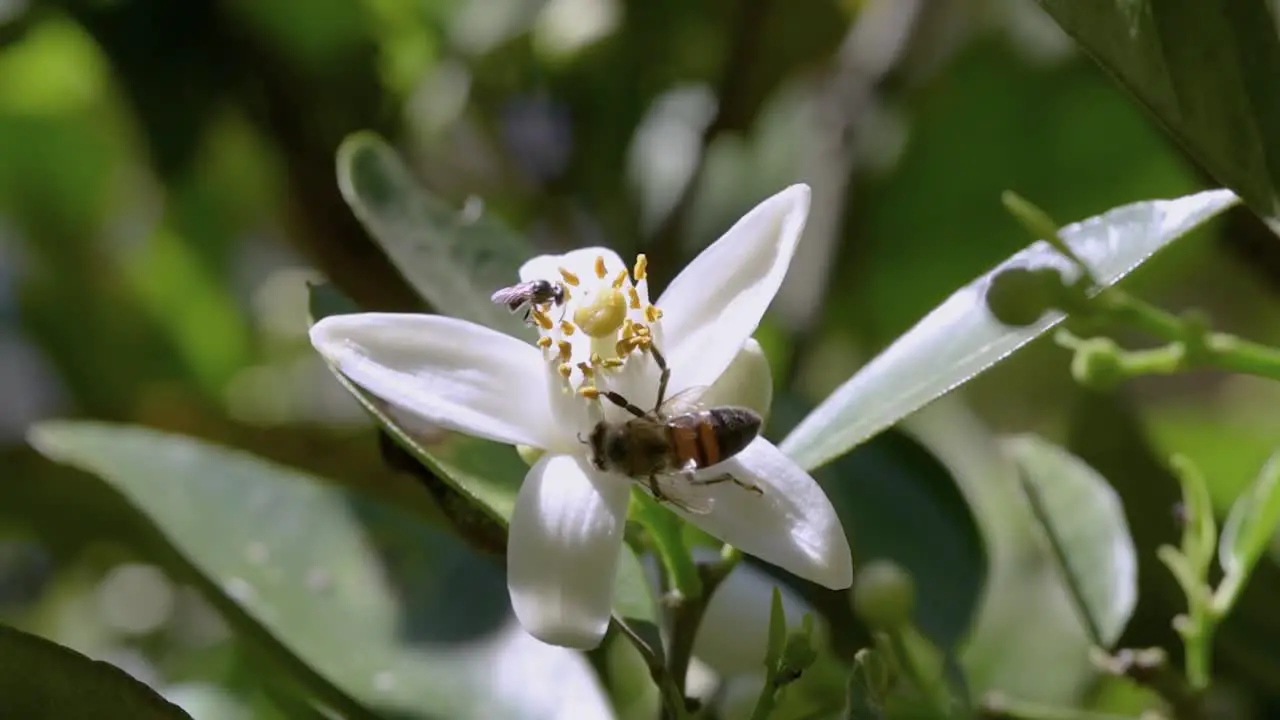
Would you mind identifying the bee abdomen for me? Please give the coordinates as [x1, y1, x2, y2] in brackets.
[707, 407, 762, 461]
[668, 407, 762, 470]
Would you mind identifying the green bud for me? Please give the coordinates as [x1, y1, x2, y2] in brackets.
[516, 445, 545, 467]
[985, 266, 1069, 327]
[776, 627, 818, 687]
[1069, 336, 1124, 389]
[851, 561, 915, 631]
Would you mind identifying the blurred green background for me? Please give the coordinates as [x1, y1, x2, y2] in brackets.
[4, 0, 1280, 717]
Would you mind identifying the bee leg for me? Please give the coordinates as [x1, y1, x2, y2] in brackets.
[646, 474, 672, 503]
[649, 344, 670, 411]
[601, 391, 648, 419]
[689, 473, 764, 496]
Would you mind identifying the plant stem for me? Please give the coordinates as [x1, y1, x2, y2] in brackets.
[886, 629, 951, 717]
[612, 618, 690, 720]
[666, 545, 744, 703]
[979, 694, 1138, 720]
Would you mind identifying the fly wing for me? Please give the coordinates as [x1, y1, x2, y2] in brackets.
[657, 385, 711, 416]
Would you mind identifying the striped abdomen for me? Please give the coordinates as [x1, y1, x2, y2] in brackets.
[665, 407, 762, 470]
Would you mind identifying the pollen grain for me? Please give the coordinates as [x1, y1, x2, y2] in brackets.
[558, 267, 580, 286]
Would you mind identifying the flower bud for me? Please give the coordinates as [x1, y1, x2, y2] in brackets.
[851, 560, 915, 631]
[1069, 336, 1123, 389]
[985, 266, 1069, 327]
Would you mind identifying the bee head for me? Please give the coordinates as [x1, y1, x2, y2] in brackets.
[585, 422, 609, 471]
[551, 281, 567, 306]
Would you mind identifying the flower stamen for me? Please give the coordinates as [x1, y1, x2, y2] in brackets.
[627, 287, 641, 309]
[536, 336, 553, 349]
[531, 308, 554, 330]
[633, 254, 648, 281]
[594, 255, 607, 279]
[601, 358, 625, 369]
[558, 267, 580, 286]
[559, 320, 576, 336]
[578, 386, 601, 400]
[645, 304, 663, 323]
[611, 269, 629, 289]
[590, 352, 603, 367]
[557, 340, 573, 363]
[558, 363, 573, 379]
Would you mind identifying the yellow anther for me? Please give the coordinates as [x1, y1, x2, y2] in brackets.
[636, 335, 652, 350]
[577, 362, 595, 378]
[557, 340, 573, 362]
[633, 323, 651, 337]
[594, 255, 608, 278]
[645, 304, 663, 323]
[602, 358, 625, 369]
[574, 288, 627, 338]
[578, 386, 601, 400]
[616, 338, 638, 357]
[590, 352, 603, 366]
[562, 285, 572, 301]
[559, 320, 576, 336]
[634, 254, 648, 281]
[558, 363, 573, 378]
[536, 336, 553, 349]
[532, 308, 553, 329]
[628, 286, 641, 309]
[559, 267, 580, 286]
[611, 269, 629, 289]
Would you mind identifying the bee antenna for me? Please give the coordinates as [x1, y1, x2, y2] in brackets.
[576, 432, 587, 444]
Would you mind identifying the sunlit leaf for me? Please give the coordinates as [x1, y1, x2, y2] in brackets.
[1220, 450, 1280, 579]
[28, 422, 616, 720]
[1002, 434, 1138, 647]
[336, 131, 537, 338]
[1035, 0, 1280, 228]
[781, 189, 1239, 472]
[0, 624, 192, 720]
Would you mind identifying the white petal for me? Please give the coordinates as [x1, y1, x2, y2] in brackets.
[519, 246, 629, 284]
[696, 339, 773, 420]
[310, 313, 554, 448]
[508, 453, 631, 649]
[658, 185, 810, 393]
[678, 437, 852, 590]
[693, 547, 816, 677]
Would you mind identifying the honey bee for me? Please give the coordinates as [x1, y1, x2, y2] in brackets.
[583, 345, 764, 514]
[490, 279, 567, 326]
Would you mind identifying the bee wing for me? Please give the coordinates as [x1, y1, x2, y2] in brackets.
[489, 284, 529, 306]
[657, 385, 712, 416]
[643, 473, 715, 515]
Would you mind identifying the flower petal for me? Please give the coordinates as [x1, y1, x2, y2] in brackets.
[310, 313, 554, 448]
[658, 185, 810, 392]
[519, 247, 628, 285]
[678, 437, 852, 590]
[696, 339, 773, 420]
[508, 453, 631, 649]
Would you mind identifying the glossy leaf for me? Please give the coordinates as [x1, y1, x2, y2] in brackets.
[0, 623, 192, 720]
[1220, 450, 1280, 579]
[1035, 0, 1280, 228]
[781, 189, 1239, 472]
[903, 399, 1102, 704]
[1002, 434, 1138, 647]
[28, 421, 616, 720]
[336, 131, 537, 339]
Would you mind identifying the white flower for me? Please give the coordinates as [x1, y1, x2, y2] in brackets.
[309, 185, 853, 649]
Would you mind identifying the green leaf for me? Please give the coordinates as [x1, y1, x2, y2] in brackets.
[1035, 0, 1280, 228]
[335, 131, 537, 338]
[0, 624, 192, 720]
[781, 189, 1239, 472]
[28, 421, 616, 720]
[1219, 450, 1280, 580]
[1002, 434, 1138, 648]
[764, 586, 788, 672]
